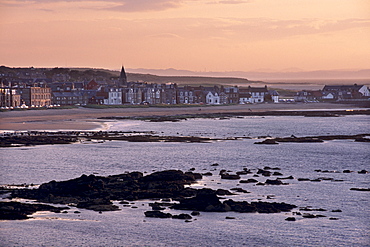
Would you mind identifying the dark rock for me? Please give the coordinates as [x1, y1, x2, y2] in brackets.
[202, 172, 213, 176]
[358, 170, 368, 174]
[236, 170, 250, 175]
[329, 217, 339, 220]
[331, 209, 342, 212]
[274, 136, 324, 143]
[191, 211, 200, 216]
[272, 172, 283, 176]
[225, 216, 236, 219]
[185, 172, 203, 180]
[10, 170, 204, 211]
[277, 176, 294, 180]
[172, 189, 228, 212]
[151, 204, 165, 210]
[220, 173, 240, 180]
[172, 213, 192, 220]
[230, 188, 250, 193]
[239, 179, 258, 183]
[300, 207, 326, 212]
[257, 169, 271, 177]
[0, 201, 69, 220]
[224, 199, 296, 213]
[271, 167, 281, 170]
[285, 217, 296, 221]
[355, 138, 370, 142]
[302, 213, 316, 218]
[343, 170, 352, 173]
[254, 139, 279, 145]
[211, 163, 219, 166]
[144, 211, 172, 218]
[350, 188, 370, 192]
[216, 189, 234, 195]
[265, 179, 287, 185]
[119, 201, 130, 204]
[219, 169, 227, 175]
[256, 182, 265, 186]
[297, 178, 310, 181]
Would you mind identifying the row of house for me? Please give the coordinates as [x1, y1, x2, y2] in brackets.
[294, 84, 370, 102]
[1, 66, 281, 108]
[0, 80, 278, 108]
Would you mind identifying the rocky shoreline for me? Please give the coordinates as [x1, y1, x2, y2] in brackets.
[98, 109, 370, 122]
[1, 167, 367, 221]
[1, 169, 297, 220]
[254, 133, 370, 144]
[0, 131, 244, 147]
[1, 130, 369, 147]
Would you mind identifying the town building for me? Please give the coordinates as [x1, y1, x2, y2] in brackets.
[239, 86, 269, 104]
[0, 87, 21, 108]
[17, 86, 52, 107]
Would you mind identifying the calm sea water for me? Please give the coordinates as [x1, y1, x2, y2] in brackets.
[1, 115, 369, 246]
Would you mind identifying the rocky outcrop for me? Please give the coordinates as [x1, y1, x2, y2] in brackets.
[0, 135, 77, 147]
[171, 188, 296, 213]
[255, 134, 370, 145]
[0, 201, 69, 220]
[11, 170, 202, 211]
[350, 188, 370, 192]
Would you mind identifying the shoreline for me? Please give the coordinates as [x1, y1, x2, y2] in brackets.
[0, 103, 368, 131]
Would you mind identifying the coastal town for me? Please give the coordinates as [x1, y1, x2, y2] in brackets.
[0, 66, 369, 109]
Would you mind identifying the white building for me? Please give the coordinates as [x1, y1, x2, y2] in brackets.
[206, 91, 220, 105]
[104, 88, 122, 105]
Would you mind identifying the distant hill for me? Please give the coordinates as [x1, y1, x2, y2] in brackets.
[127, 68, 370, 81]
[126, 73, 260, 87]
[0, 66, 262, 87]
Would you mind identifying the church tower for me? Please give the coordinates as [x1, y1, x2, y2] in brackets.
[119, 66, 127, 87]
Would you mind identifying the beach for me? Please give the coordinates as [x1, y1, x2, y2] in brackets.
[0, 103, 365, 131]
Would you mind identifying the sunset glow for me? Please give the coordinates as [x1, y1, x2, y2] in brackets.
[1, 0, 369, 72]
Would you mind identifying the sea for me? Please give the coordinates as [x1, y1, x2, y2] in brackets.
[0, 114, 369, 247]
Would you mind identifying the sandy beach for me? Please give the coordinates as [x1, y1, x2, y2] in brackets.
[0, 103, 366, 131]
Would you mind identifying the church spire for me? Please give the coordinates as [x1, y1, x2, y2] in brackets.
[119, 65, 127, 86]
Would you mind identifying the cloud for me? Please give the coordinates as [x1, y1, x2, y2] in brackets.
[1, 0, 186, 12]
[105, 0, 184, 12]
[181, 17, 370, 41]
[209, 0, 251, 4]
[147, 33, 182, 39]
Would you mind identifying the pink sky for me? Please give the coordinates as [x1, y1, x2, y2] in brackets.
[1, 0, 369, 72]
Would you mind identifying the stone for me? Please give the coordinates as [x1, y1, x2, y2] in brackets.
[230, 188, 250, 193]
[225, 216, 236, 219]
[265, 179, 286, 185]
[239, 179, 258, 183]
[0, 201, 69, 220]
[285, 217, 296, 221]
[220, 173, 240, 180]
[144, 211, 172, 218]
[172, 214, 192, 220]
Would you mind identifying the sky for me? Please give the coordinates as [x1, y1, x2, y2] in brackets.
[1, 0, 370, 73]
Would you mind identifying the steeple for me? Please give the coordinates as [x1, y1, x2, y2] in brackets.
[119, 66, 127, 86]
